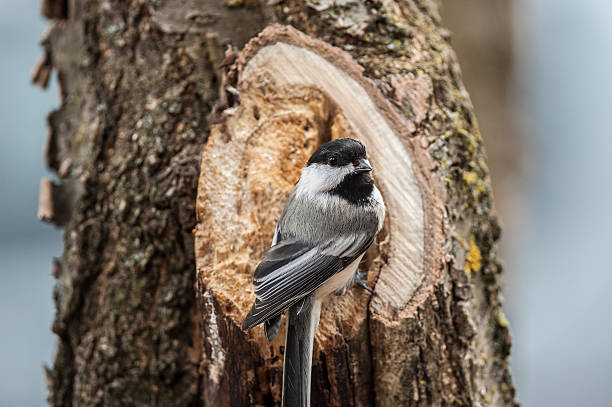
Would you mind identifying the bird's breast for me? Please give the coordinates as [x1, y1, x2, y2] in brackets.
[313, 254, 363, 299]
[278, 192, 380, 243]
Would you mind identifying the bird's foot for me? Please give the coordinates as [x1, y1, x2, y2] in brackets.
[355, 271, 374, 294]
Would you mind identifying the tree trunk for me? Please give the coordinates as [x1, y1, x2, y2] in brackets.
[37, 1, 516, 406]
[440, 0, 521, 237]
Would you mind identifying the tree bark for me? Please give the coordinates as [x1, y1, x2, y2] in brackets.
[37, 0, 517, 406]
[440, 0, 521, 237]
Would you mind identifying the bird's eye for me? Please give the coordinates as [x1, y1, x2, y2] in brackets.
[328, 156, 337, 166]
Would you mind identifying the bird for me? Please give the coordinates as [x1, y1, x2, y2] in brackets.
[241, 137, 385, 407]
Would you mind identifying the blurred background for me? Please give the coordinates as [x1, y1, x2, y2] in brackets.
[1, 0, 610, 405]
[0, 1, 62, 406]
[442, 0, 612, 405]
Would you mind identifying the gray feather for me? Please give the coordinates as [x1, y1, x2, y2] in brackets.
[277, 190, 379, 244]
[241, 234, 373, 331]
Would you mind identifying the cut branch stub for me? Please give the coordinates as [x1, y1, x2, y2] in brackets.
[195, 24, 445, 405]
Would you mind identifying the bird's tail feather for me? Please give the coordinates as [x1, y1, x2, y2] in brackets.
[282, 297, 321, 407]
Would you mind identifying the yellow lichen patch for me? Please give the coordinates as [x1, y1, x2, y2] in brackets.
[464, 235, 482, 277]
[497, 311, 509, 328]
[475, 179, 487, 196]
[462, 170, 487, 200]
[462, 171, 478, 185]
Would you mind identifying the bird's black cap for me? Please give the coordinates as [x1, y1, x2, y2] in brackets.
[306, 138, 367, 167]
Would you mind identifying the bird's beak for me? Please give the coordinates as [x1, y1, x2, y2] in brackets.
[354, 160, 372, 173]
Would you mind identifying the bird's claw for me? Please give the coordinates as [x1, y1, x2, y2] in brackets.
[355, 271, 374, 294]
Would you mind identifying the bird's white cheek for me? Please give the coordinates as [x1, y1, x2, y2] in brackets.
[296, 164, 353, 195]
[295, 166, 324, 195]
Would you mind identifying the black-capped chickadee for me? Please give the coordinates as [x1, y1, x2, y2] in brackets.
[241, 138, 385, 407]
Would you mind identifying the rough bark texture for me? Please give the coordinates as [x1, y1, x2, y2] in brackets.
[38, 0, 516, 406]
[440, 0, 522, 236]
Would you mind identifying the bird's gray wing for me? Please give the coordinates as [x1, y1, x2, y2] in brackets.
[241, 233, 374, 331]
